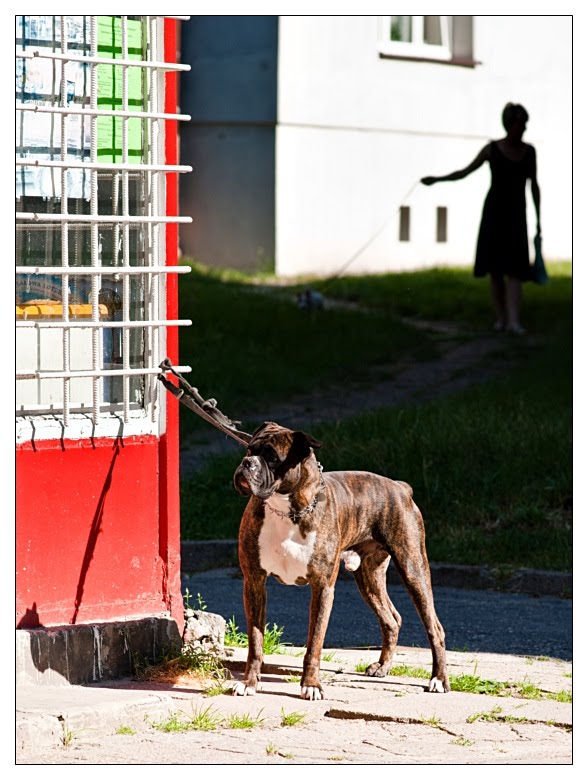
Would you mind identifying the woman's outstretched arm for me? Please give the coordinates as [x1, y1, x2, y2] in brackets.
[421, 143, 491, 186]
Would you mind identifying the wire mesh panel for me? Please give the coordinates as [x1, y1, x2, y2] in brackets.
[16, 15, 192, 432]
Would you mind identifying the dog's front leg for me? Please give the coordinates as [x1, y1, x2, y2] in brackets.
[233, 574, 267, 696]
[301, 581, 335, 700]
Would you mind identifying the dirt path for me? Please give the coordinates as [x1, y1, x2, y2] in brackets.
[180, 323, 522, 476]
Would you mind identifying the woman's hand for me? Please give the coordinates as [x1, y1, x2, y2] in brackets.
[421, 176, 437, 186]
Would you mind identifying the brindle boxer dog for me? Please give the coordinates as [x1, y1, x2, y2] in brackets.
[232, 421, 449, 700]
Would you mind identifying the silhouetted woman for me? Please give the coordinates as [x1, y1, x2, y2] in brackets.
[422, 103, 541, 334]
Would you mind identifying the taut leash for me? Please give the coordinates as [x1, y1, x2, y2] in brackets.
[158, 358, 251, 446]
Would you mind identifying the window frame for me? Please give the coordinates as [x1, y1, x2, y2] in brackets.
[378, 15, 452, 62]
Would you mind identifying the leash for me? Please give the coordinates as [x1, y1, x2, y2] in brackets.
[320, 179, 421, 292]
[157, 359, 251, 446]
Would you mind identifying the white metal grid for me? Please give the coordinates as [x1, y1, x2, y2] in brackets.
[16, 15, 192, 432]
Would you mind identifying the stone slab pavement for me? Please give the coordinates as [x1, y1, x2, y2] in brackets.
[16, 645, 573, 765]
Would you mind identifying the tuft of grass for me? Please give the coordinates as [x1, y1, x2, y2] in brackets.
[224, 617, 289, 655]
[280, 708, 307, 727]
[151, 705, 222, 733]
[135, 646, 228, 686]
[466, 706, 528, 725]
[328, 756, 346, 761]
[451, 737, 475, 747]
[389, 664, 430, 680]
[225, 709, 265, 729]
[115, 725, 136, 736]
[321, 651, 342, 663]
[266, 743, 279, 755]
[355, 660, 370, 673]
[204, 680, 233, 697]
[547, 689, 572, 703]
[61, 721, 76, 747]
[421, 715, 442, 728]
[283, 675, 302, 684]
[449, 673, 506, 695]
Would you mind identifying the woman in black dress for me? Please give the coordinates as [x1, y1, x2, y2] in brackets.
[422, 103, 541, 334]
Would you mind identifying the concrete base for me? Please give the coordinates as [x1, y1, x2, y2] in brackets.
[16, 615, 182, 687]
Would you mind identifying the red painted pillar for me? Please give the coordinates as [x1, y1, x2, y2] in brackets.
[159, 17, 183, 629]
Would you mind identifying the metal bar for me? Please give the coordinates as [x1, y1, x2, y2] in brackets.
[15, 103, 191, 122]
[16, 265, 191, 275]
[16, 49, 190, 72]
[17, 366, 192, 380]
[15, 159, 192, 173]
[16, 212, 192, 224]
[90, 16, 100, 425]
[121, 16, 131, 422]
[60, 16, 71, 426]
[16, 319, 192, 329]
[148, 15, 158, 424]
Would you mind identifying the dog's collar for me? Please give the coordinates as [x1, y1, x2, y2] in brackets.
[265, 462, 325, 523]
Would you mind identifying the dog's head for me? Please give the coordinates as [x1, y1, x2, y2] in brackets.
[233, 421, 322, 500]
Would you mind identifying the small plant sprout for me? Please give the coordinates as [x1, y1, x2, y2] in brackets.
[266, 743, 279, 755]
[61, 721, 76, 747]
[451, 737, 474, 747]
[280, 708, 307, 727]
[225, 617, 289, 654]
[115, 725, 136, 736]
[421, 715, 442, 728]
[225, 709, 265, 729]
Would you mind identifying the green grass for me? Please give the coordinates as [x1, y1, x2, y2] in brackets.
[280, 708, 307, 727]
[178, 262, 571, 572]
[224, 617, 289, 654]
[134, 645, 228, 685]
[151, 705, 223, 733]
[178, 261, 438, 438]
[115, 725, 136, 736]
[225, 710, 266, 729]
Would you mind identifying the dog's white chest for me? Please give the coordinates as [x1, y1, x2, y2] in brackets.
[258, 494, 317, 585]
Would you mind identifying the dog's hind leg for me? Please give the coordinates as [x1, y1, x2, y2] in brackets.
[352, 543, 402, 677]
[385, 529, 450, 692]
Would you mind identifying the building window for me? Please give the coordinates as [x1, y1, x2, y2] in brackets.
[436, 207, 448, 243]
[380, 16, 452, 61]
[378, 16, 475, 65]
[16, 15, 192, 438]
[399, 206, 410, 242]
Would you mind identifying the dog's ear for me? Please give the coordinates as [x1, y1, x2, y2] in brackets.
[288, 430, 322, 463]
[297, 430, 322, 450]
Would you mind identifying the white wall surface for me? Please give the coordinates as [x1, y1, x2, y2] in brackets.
[275, 15, 572, 277]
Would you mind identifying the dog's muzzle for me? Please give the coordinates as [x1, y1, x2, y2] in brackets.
[233, 455, 275, 498]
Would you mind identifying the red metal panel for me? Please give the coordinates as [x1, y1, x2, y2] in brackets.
[16, 436, 164, 627]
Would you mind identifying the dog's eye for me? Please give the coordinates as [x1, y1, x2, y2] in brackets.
[262, 446, 279, 466]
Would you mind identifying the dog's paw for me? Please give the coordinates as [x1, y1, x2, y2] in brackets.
[428, 676, 449, 693]
[232, 681, 257, 697]
[365, 662, 388, 678]
[301, 685, 324, 701]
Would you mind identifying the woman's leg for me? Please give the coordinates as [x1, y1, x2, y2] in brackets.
[490, 274, 506, 330]
[506, 277, 524, 333]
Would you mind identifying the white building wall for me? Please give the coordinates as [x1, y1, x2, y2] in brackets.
[275, 15, 572, 277]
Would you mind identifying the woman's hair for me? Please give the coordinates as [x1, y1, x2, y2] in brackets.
[502, 102, 529, 131]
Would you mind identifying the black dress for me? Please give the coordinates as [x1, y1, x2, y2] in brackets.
[474, 140, 536, 281]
